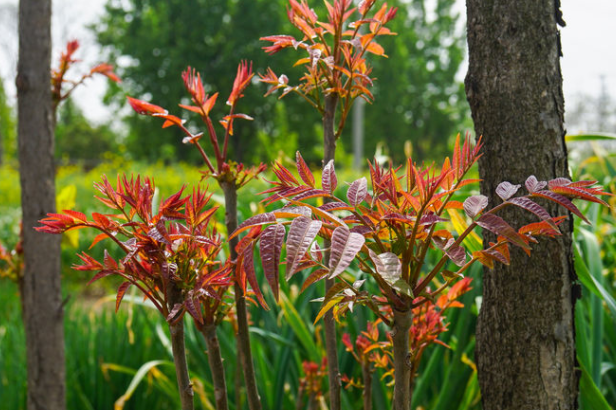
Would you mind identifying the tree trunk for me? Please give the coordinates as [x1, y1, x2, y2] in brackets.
[17, 1, 66, 409]
[465, 1, 578, 409]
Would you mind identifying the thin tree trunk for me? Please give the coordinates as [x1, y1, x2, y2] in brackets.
[361, 362, 372, 410]
[17, 0, 66, 409]
[465, 1, 578, 409]
[167, 282, 195, 410]
[201, 324, 229, 410]
[322, 93, 341, 410]
[392, 308, 413, 410]
[220, 180, 262, 410]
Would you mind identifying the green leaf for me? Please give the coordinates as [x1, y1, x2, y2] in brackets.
[111, 360, 176, 409]
[565, 132, 616, 142]
[579, 358, 612, 410]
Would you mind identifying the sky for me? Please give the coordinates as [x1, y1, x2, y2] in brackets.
[0, 0, 614, 129]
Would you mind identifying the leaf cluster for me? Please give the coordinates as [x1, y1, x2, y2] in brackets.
[235, 134, 611, 323]
[37, 175, 232, 327]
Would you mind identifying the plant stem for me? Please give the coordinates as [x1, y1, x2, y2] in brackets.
[322, 93, 342, 410]
[166, 282, 195, 410]
[220, 180, 262, 410]
[392, 308, 413, 410]
[362, 362, 372, 410]
[201, 323, 229, 410]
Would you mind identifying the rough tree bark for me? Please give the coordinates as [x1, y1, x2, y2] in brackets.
[465, 1, 578, 409]
[17, 0, 66, 409]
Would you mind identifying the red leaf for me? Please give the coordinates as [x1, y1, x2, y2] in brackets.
[300, 268, 329, 293]
[495, 181, 521, 201]
[126, 96, 166, 115]
[285, 216, 322, 279]
[243, 242, 268, 310]
[328, 227, 365, 279]
[296, 151, 315, 188]
[185, 292, 203, 324]
[347, 177, 368, 207]
[231, 212, 277, 239]
[525, 175, 547, 193]
[551, 185, 610, 206]
[85, 270, 115, 286]
[463, 195, 488, 219]
[476, 213, 530, 250]
[531, 190, 589, 223]
[260, 224, 286, 301]
[507, 197, 554, 226]
[116, 281, 131, 312]
[322, 160, 338, 194]
[368, 249, 401, 284]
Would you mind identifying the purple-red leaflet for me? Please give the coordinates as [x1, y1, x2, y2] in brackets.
[285, 216, 323, 279]
[328, 227, 366, 279]
[260, 224, 286, 301]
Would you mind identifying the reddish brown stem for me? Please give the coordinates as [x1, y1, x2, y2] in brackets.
[201, 323, 229, 410]
[362, 362, 373, 410]
[220, 180, 262, 410]
[166, 282, 195, 410]
[392, 308, 413, 410]
[322, 93, 341, 410]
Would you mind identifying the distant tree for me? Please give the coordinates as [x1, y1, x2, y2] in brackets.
[465, 0, 578, 408]
[17, 1, 66, 410]
[55, 98, 118, 167]
[0, 79, 16, 165]
[94, 0, 300, 164]
[363, 0, 468, 162]
[94, 0, 466, 165]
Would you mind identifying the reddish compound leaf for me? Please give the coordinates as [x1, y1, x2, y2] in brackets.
[476, 213, 530, 250]
[496, 181, 521, 201]
[231, 212, 277, 239]
[322, 160, 338, 194]
[126, 96, 166, 115]
[368, 249, 402, 285]
[472, 250, 495, 269]
[463, 195, 488, 219]
[446, 244, 467, 267]
[525, 175, 547, 193]
[243, 242, 268, 310]
[285, 216, 322, 279]
[260, 224, 286, 301]
[547, 177, 572, 188]
[531, 190, 589, 223]
[184, 292, 203, 324]
[507, 197, 554, 226]
[551, 185, 610, 206]
[85, 270, 115, 286]
[116, 281, 131, 312]
[296, 151, 315, 187]
[300, 268, 329, 293]
[347, 177, 368, 207]
[328, 227, 365, 279]
[166, 303, 184, 323]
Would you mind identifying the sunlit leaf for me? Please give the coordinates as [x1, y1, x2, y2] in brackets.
[260, 224, 286, 301]
[463, 195, 488, 219]
[285, 217, 322, 279]
[328, 227, 365, 279]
